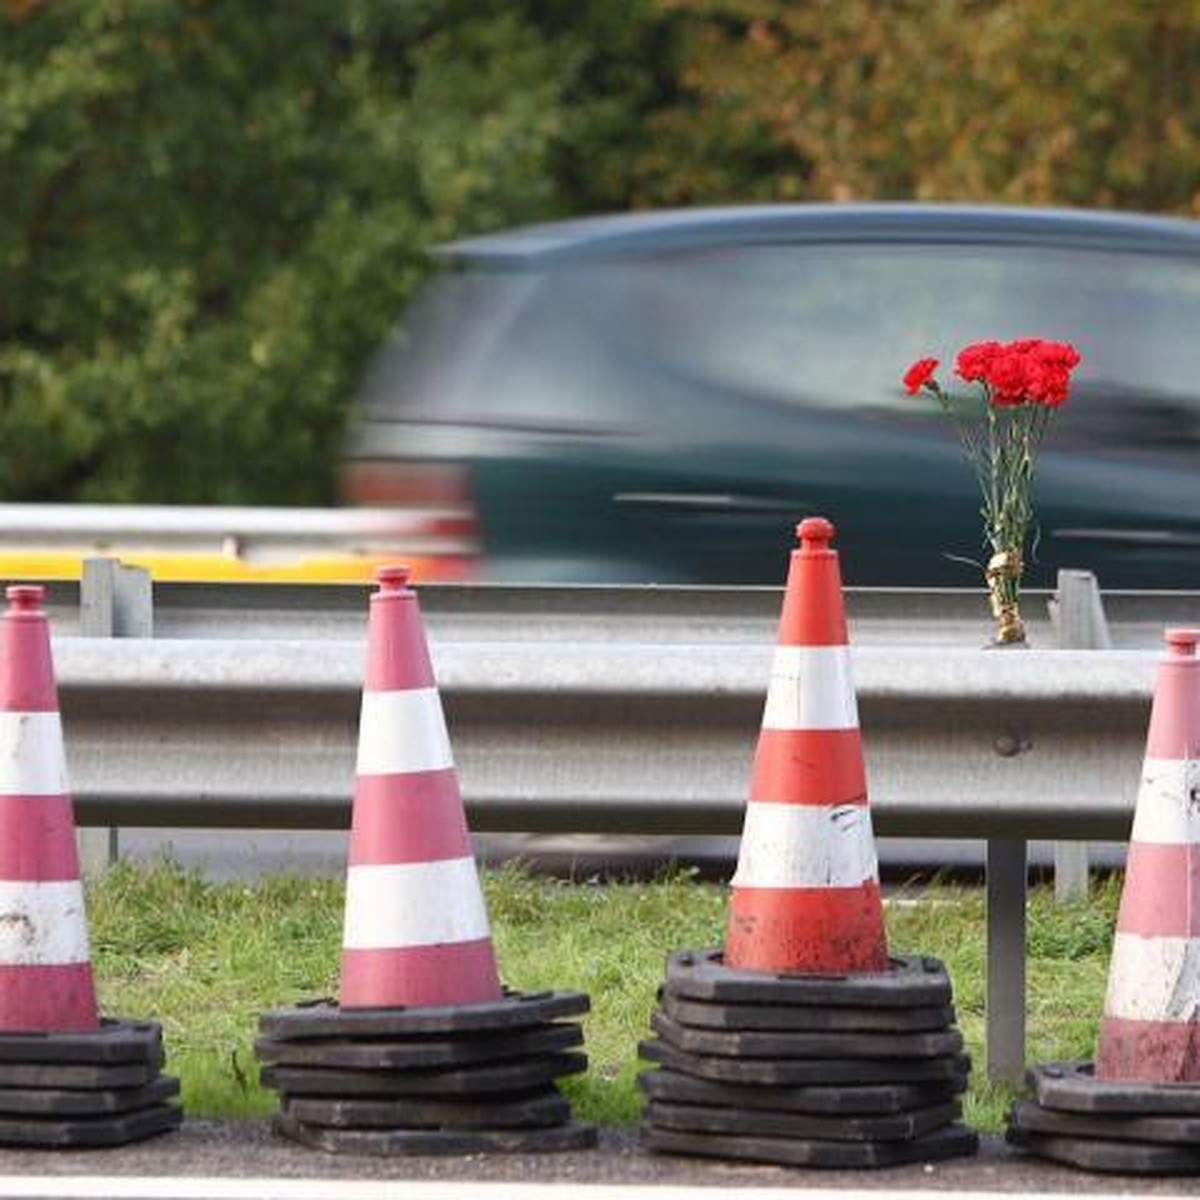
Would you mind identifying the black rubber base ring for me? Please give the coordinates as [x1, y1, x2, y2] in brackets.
[1010, 1097, 1200, 1146]
[640, 1036, 971, 1087]
[259, 1052, 588, 1098]
[644, 1097, 961, 1142]
[0, 1020, 163, 1066]
[254, 1022, 581, 1071]
[1027, 1062, 1200, 1116]
[273, 1112, 598, 1157]
[261, 991, 589, 1040]
[642, 1120, 979, 1168]
[284, 1087, 570, 1131]
[650, 1010, 963, 1061]
[665, 949, 952, 1008]
[0, 1103, 181, 1149]
[0, 1059, 163, 1091]
[0, 1075, 179, 1117]
[638, 1067, 967, 1116]
[659, 991, 956, 1034]
[1007, 1126, 1200, 1175]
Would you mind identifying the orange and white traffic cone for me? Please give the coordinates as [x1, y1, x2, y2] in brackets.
[1095, 626, 1200, 1082]
[724, 518, 889, 975]
[0, 584, 99, 1032]
[339, 566, 503, 1009]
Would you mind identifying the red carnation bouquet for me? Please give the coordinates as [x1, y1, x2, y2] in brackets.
[903, 338, 1082, 644]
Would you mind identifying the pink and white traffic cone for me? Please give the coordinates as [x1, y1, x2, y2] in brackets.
[724, 518, 889, 974]
[1095, 627, 1200, 1082]
[0, 585, 99, 1032]
[339, 566, 502, 1008]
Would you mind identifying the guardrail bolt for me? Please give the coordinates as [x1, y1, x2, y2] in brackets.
[994, 733, 1032, 758]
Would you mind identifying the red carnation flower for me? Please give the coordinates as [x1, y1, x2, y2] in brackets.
[900, 336, 1081, 644]
[955, 341, 1003, 383]
[985, 350, 1029, 407]
[1023, 339, 1080, 407]
[903, 357, 939, 394]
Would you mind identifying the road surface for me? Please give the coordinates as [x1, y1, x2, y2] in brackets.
[0, 1124, 1197, 1198]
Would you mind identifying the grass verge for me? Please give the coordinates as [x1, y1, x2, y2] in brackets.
[87, 861, 1121, 1132]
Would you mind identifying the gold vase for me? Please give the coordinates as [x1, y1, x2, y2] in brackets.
[985, 549, 1025, 645]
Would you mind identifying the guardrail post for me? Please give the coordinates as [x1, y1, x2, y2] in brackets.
[81, 558, 154, 639]
[1048, 570, 1111, 902]
[986, 836, 1027, 1083]
[77, 558, 153, 874]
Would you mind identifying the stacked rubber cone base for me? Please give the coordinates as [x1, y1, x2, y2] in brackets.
[256, 991, 597, 1156]
[1007, 1063, 1200, 1175]
[639, 950, 978, 1168]
[0, 1019, 181, 1148]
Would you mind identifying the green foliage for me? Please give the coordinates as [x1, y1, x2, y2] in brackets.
[0, 0, 668, 503]
[634, 1, 1200, 214]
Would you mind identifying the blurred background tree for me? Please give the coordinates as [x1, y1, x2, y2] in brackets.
[634, 0, 1200, 210]
[0, 0, 669, 502]
[2, 0, 1198, 504]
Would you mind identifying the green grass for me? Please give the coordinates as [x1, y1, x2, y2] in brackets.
[882, 875, 1119, 1129]
[86, 860, 1122, 1132]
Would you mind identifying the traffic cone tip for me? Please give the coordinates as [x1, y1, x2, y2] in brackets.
[1165, 628, 1199, 657]
[5, 585, 44, 611]
[375, 564, 411, 593]
[796, 516, 835, 549]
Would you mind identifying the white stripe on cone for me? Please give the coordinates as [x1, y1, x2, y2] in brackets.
[0, 880, 91, 964]
[1129, 758, 1200, 844]
[342, 858, 491, 949]
[1103, 932, 1200, 1021]
[761, 646, 858, 731]
[355, 689, 454, 776]
[0, 712, 69, 796]
[730, 802, 879, 888]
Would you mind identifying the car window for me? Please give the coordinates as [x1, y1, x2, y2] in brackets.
[559, 242, 1200, 458]
[361, 238, 1200, 466]
[357, 270, 541, 419]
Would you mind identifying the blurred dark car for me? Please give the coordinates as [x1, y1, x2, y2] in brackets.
[342, 204, 1200, 588]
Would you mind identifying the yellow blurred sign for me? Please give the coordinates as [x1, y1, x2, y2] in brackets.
[0, 551, 462, 584]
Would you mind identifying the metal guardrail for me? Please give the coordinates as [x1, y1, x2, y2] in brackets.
[0, 503, 473, 584]
[57, 638, 1154, 839]
[43, 574, 1200, 646]
[48, 566, 1198, 1084]
[0, 502, 462, 555]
